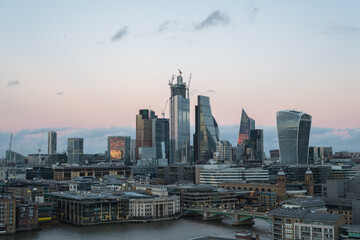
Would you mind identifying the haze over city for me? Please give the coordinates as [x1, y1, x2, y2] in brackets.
[1, 0, 360, 157]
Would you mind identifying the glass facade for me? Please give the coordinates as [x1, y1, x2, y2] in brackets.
[67, 138, 84, 165]
[153, 118, 169, 160]
[169, 73, 190, 165]
[276, 110, 312, 165]
[194, 95, 220, 163]
[107, 136, 131, 164]
[237, 109, 255, 145]
[48, 131, 57, 155]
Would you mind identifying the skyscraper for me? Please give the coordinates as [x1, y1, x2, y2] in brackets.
[135, 109, 157, 160]
[67, 138, 84, 165]
[277, 110, 312, 165]
[194, 95, 220, 164]
[237, 109, 255, 145]
[107, 136, 131, 164]
[249, 129, 264, 163]
[153, 118, 169, 160]
[48, 131, 57, 155]
[169, 70, 190, 164]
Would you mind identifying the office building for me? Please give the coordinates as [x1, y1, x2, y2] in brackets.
[277, 110, 312, 165]
[244, 129, 264, 165]
[308, 146, 320, 164]
[216, 140, 232, 163]
[67, 138, 84, 165]
[169, 70, 190, 164]
[107, 136, 131, 164]
[0, 196, 16, 235]
[136, 109, 157, 160]
[237, 109, 255, 145]
[194, 95, 220, 164]
[48, 131, 57, 155]
[153, 118, 169, 160]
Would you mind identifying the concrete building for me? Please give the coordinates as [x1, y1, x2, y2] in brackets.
[277, 110, 312, 165]
[215, 140, 232, 164]
[48, 131, 57, 155]
[169, 70, 190, 164]
[270, 208, 345, 240]
[67, 138, 84, 165]
[129, 195, 180, 221]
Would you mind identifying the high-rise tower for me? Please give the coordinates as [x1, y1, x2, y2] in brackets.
[276, 110, 312, 165]
[169, 70, 190, 165]
[67, 138, 84, 165]
[48, 131, 57, 155]
[237, 109, 255, 145]
[135, 109, 157, 160]
[194, 95, 220, 164]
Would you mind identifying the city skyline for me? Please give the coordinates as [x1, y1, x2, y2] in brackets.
[1, 1, 360, 156]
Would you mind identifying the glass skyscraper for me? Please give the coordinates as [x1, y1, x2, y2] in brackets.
[135, 109, 157, 160]
[194, 95, 220, 164]
[48, 131, 57, 155]
[276, 110, 312, 165]
[153, 118, 169, 160]
[169, 71, 190, 165]
[237, 109, 255, 145]
[107, 136, 131, 164]
[67, 138, 84, 165]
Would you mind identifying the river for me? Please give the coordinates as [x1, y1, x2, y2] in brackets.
[6, 217, 271, 240]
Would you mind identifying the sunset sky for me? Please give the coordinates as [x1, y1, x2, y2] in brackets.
[1, 1, 360, 156]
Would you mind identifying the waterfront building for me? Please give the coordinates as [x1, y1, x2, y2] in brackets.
[107, 136, 131, 164]
[276, 110, 312, 165]
[48, 131, 57, 155]
[45, 191, 129, 225]
[129, 195, 180, 221]
[169, 70, 190, 164]
[136, 109, 157, 160]
[0, 196, 16, 235]
[237, 109, 255, 145]
[16, 203, 38, 232]
[53, 165, 131, 181]
[194, 95, 220, 164]
[195, 165, 269, 186]
[215, 140, 232, 164]
[153, 118, 169, 161]
[270, 208, 345, 240]
[67, 138, 84, 165]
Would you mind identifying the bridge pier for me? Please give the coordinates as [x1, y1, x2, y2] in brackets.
[233, 211, 255, 226]
[202, 210, 222, 221]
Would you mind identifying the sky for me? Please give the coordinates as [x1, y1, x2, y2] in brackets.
[1, 1, 360, 157]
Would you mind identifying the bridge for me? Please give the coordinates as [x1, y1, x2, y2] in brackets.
[182, 207, 271, 225]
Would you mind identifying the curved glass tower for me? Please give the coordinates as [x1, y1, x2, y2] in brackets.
[276, 110, 312, 165]
[194, 95, 220, 163]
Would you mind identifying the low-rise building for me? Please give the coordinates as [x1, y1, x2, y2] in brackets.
[270, 208, 345, 240]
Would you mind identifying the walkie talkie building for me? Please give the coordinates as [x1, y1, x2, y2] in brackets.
[276, 110, 312, 165]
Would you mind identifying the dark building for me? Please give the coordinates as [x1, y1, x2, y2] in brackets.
[107, 136, 131, 164]
[45, 192, 129, 225]
[194, 95, 220, 164]
[16, 203, 38, 232]
[26, 166, 54, 180]
[136, 109, 157, 160]
[67, 138, 84, 165]
[276, 110, 312, 165]
[54, 165, 132, 181]
[243, 129, 264, 165]
[308, 146, 320, 164]
[47, 153, 67, 165]
[157, 165, 195, 184]
[153, 118, 169, 160]
[48, 131, 57, 155]
[237, 109, 255, 145]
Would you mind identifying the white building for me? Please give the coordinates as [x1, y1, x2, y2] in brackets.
[215, 140, 232, 163]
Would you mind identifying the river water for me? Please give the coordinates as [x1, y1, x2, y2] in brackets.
[7, 217, 271, 240]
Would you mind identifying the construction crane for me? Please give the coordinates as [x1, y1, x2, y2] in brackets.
[187, 73, 192, 99]
[38, 131, 45, 165]
[168, 74, 175, 86]
[161, 99, 169, 118]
